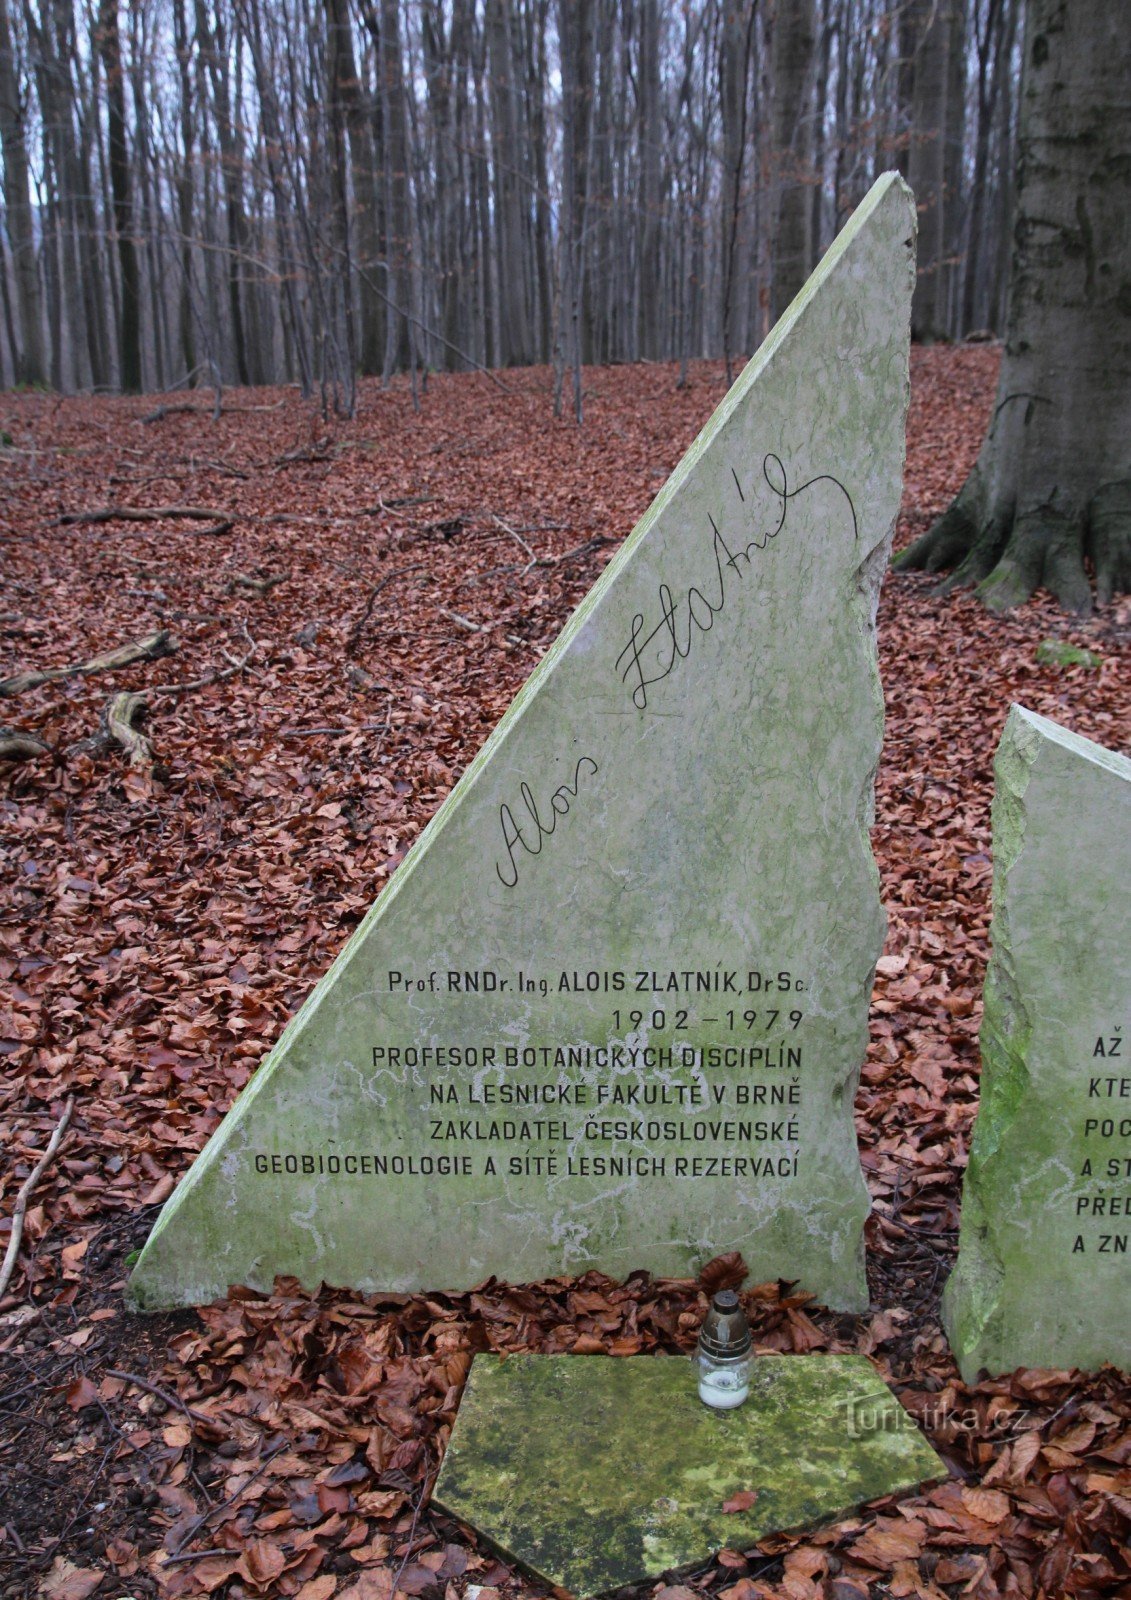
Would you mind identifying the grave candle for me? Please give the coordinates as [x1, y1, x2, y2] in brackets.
[696, 1288, 752, 1410]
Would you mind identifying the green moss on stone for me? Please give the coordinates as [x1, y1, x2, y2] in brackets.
[1035, 639, 1101, 669]
[433, 1354, 943, 1599]
[943, 706, 1131, 1380]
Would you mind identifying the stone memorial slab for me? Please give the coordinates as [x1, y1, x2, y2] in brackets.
[129, 173, 916, 1313]
[433, 1353, 944, 1599]
[943, 706, 1131, 1381]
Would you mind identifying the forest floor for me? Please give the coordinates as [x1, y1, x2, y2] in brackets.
[0, 347, 1128, 1600]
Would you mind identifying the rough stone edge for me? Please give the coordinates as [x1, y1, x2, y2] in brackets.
[941, 705, 1131, 1381]
[127, 173, 917, 1313]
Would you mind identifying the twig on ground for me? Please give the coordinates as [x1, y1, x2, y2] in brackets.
[278, 723, 389, 737]
[167, 1441, 288, 1558]
[105, 1368, 217, 1429]
[148, 625, 256, 697]
[347, 565, 428, 653]
[439, 607, 485, 633]
[274, 441, 331, 467]
[491, 513, 537, 567]
[545, 533, 614, 568]
[0, 629, 177, 698]
[140, 402, 213, 425]
[58, 505, 234, 537]
[0, 1099, 75, 1300]
[227, 572, 286, 597]
[487, 518, 612, 577]
[358, 496, 430, 525]
[390, 1479, 430, 1593]
[162, 1548, 231, 1567]
[140, 398, 284, 425]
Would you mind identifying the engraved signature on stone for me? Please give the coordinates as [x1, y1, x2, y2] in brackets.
[615, 454, 858, 711]
[495, 756, 600, 888]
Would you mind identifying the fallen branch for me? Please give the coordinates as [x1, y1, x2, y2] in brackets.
[167, 1442, 288, 1559]
[274, 441, 331, 467]
[148, 624, 256, 697]
[141, 398, 284, 425]
[347, 565, 428, 654]
[359, 496, 432, 526]
[0, 628, 177, 699]
[106, 691, 151, 767]
[489, 517, 612, 576]
[544, 533, 614, 568]
[0, 731, 52, 763]
[491, 512, 537, 566]
[58, 505, 234, 537]
[140, 402, 216, 426]
[0, 1098, 75, 1301]
[439, 607, 485, 634]
[105, 1368, 217, 1430]
[227, 572, 286, 598]
[279, 722, 389, 737]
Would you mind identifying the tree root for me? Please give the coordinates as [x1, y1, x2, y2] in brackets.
[0, 629, 177, 698]
[1087, 482, 1131, 607]
[58, 505, 234, 536]
[895, 476, 1131, 616]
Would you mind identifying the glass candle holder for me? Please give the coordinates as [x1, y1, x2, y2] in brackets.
[696, 1287, 752, 1410]
[696, 1348, 753, 1409]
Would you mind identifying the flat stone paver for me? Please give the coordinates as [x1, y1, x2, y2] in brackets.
[432, 1353, 944, 1598]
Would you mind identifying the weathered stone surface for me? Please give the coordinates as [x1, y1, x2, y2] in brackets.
[129, 173, 915, 1313]
[1035, 639, 1101, 670]
[433, 1353, 943, 1599]
[943, 706, 1131, 1381]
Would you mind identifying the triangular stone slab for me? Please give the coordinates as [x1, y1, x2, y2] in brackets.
[943, 706, 1131, 1380]
[433, 1353, 944, 1599]
[129, 173, 916, 1312]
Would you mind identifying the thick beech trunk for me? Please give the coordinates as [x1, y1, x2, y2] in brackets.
[896, 0, 1131, 613]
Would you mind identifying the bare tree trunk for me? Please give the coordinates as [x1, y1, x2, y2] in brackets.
[98, 0, 141, 391]
[0, 0, 45, 384]
[636, 0, 662, 360]
[770, 0, 815, 323]
[323, 0, 356, 412]
[528, 0, 553, 363]
[376, 0, 411, 376]
[485, 0, 532, 365]
[962, 0, 1005, 334]
[719, 0, 754, 379]
[906, 0, 951, 341]
[556, 0, 593, 420]
[941, 0, 966, 334]
[172, 0, 197, 380]
[328, 0, 380, 376]
[195, 0, 251, 387]
[897, 0, 1131, 612]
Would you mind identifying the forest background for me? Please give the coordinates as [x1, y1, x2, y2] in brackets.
[0, 0, 1012, 414]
